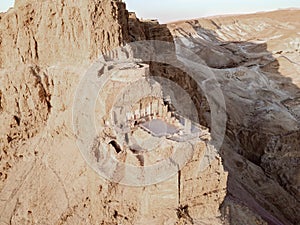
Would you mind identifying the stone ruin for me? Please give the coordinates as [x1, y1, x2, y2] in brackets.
[89, 57, 212, 176]
[104, 60, 210, 153]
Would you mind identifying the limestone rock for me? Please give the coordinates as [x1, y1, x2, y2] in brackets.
[0, 0, 129, 68]
[0, 1, 228, 225]
[165, 9, 300, 224]
[1, 0, 298, 224]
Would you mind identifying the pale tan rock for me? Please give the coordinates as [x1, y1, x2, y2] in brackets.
[164, 9, 300, 224]
[0, 1, 227, 225]
[0, 0, 129, 68]
[1, 0, 298, 224]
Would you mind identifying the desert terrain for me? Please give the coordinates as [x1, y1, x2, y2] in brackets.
[0, 0, 299, 224]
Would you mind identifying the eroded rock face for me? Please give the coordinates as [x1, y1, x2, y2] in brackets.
[163, 10, 300, 225]
[0, 1, 227, 225]
[0, 0, 129, 187]
[0, 0, 129, 68]
[0, 65, 52, 187]
[1, 0, 298, 224]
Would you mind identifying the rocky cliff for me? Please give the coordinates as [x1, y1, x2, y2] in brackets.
[0, 0, 129, 68]
[0, 0, 129, 186]
[126, 8, 300, 225]
[0, 1, 227, 225]
[0, 0, 299, 224]
[164, 10, 300, 225]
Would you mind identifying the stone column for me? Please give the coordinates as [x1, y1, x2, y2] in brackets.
[146, 104, 151, 117]
[135, 109, 140, 120]
[184, 118, 192, 133]
[158, 104, 163, 118]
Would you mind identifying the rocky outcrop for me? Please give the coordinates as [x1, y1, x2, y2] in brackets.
[0, 0, 130, 187]
[0, 65, 52, 187]
[0, 0, 129, 68]
[164, 9, 300, 225]
[0, 1, 228, 225]
[1, 0, 298, 224]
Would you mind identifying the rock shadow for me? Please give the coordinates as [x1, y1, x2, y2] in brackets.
[128, 17, 300, 225]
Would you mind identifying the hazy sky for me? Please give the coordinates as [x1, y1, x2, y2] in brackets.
[1, 0, 300, 23]
[0, 0, 15, 12]
[125, 0, 300, 23]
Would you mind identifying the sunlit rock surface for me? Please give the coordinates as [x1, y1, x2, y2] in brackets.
[0, 0, 299, 224]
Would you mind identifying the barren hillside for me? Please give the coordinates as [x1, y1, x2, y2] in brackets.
[0, 1, 299, 224]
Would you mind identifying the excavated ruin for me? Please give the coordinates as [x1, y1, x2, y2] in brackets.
[0, 0, 299, 224]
